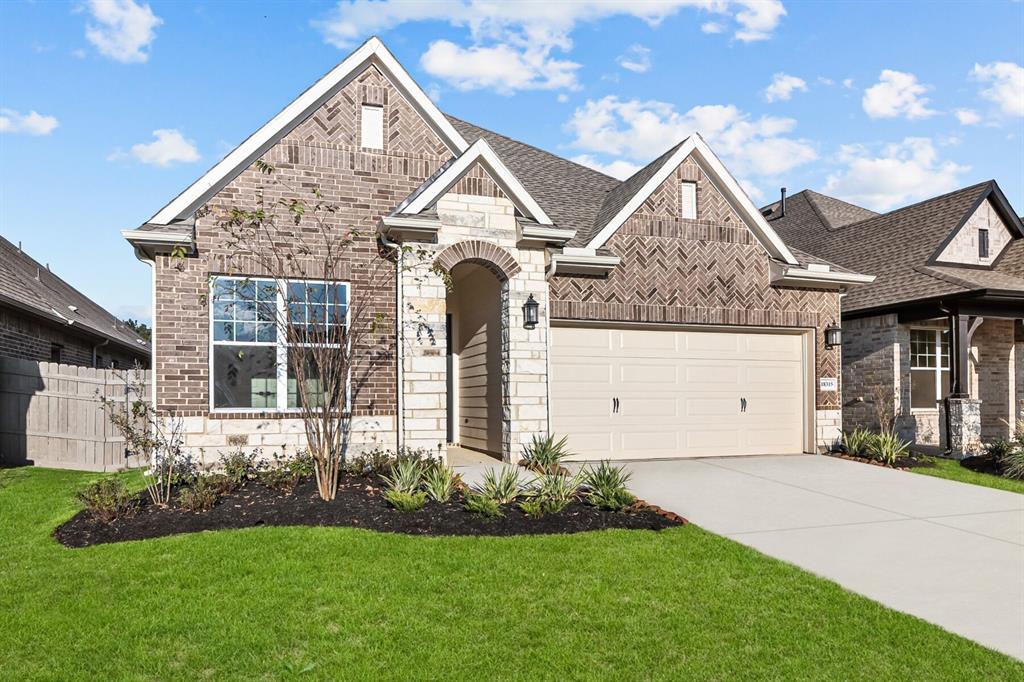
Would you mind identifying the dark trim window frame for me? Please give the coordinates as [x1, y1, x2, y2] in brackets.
[978, 228, 990, 259]
[910, 328, 950, 410]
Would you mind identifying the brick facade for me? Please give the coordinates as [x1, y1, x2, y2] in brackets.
[0, 305, 145, 369]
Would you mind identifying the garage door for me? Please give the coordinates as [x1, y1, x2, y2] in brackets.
[550, 325, 808, 460]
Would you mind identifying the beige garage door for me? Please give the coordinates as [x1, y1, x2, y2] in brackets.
[550, 325, 808, 460]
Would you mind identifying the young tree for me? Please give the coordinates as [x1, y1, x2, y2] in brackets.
[216, 162, 429, 501]
[123, 319, 152, 342]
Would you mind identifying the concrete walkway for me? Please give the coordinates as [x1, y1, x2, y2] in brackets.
[623, 455, 1024, 660]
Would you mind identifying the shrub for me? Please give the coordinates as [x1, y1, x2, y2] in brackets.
[258, 451, 315, 492]
[422, 463, 459, 502]
[464, 493, 502, 518]
[384, 489, 427, 513]
[347, 447, 434, 477]
[383, 458, 424, 494]
[220, 449, 259, 485]
[77, 479, 135, 523]
[531, 472, 581, 514]
[869, 431, 910, 466]
[204, 473, 237, 496]
[985, 439, 1017, 461]
[582, 461, 636, 511]
[520, 434, 574, 475]
[842, 429, 875, 457]
[519, 498, 544, 518]
[476, 467, 528, 504]
[179, 477, 220, 512]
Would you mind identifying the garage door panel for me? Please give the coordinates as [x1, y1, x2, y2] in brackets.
[551, 326, 807, 460]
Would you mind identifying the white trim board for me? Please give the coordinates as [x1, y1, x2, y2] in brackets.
[148, 36, 468, 226]
[584, 134, 800, 266]
[401, 139, 553, 224]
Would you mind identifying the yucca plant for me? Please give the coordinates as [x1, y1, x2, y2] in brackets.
[475, 467, 529, 504]
[382, 458, 423, 494]
[869, 431, 910, 466]
[520, 434, 574, 475]
[842, 428, 875, 458]
[422, 463, 459, 503]
[531, 471, 582, 514]
[581, 461, 636, 511]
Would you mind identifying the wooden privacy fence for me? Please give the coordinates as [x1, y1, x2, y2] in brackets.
[0, 357, 150, 472]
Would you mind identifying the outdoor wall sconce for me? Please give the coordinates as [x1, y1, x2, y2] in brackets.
[824, 322, 842, 349]
[522, 294, 539, 330]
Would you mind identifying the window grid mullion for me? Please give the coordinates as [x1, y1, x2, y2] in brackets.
[276, 285, 288, 411]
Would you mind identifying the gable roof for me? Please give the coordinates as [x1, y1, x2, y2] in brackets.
[764, 181, 1024, 313]
[0, 236, 149, 356]
[147, 36, 467, 227]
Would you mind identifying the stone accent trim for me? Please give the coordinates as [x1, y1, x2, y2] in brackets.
[434, 239, 521, 282]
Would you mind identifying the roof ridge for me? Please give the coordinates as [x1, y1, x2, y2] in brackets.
[837, 180, 992, 231]
[444, 114, 621, 184]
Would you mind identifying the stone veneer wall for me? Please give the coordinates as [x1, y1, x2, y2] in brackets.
[154, 63, 451, 457]
[399, 167, 548, 461]
[550, 153, 843, 448]
[936, 198, 1014, 266]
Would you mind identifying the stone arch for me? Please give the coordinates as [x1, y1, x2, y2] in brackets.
[434, 240, 521, 282]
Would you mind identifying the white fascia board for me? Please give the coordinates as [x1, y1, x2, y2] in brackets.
[519, 223, 576, 244]
[402, 139, 553, 224]
[121, 229, 193, 245]
[585, 134, 801, 266]
[769, 261, 876, 288]
[547, 251, 621, 277]
[148, 36, 468, 226]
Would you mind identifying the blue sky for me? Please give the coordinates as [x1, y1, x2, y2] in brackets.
[2, 0, 1023, 325]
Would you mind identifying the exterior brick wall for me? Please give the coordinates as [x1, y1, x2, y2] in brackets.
[972, 318, 1016, 441]
[0, 305, 146, 369]
[549, 152, 843, 414]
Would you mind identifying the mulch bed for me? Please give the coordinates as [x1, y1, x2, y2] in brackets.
[54, 476, 684, 548]
[827, 452, 935, 471]
[959, 454, 1005, 476]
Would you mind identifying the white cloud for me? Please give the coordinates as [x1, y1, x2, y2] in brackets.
[970, 61, 1024, 117]
[954, 108, 981, 125]
[842, 78, 854, 89]
[817, 77, 834, 86]
[84, 0, 162, 64]
[824, 137, 968, 211]
[557, 93, 570, 103]
[701, 21, 724, 34]
[862, 70, 936, 120]
[0, 109, 59, 136]
[763, 73, 807, 102]
[570, 154, 642, 180]
[617, 44, 651, 74]
[111, 129, 200, 166]
[315, 1, 786, 93]
[565, 96, 817, 195]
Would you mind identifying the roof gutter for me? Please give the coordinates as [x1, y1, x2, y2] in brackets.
[769, 261, 875, 290]
[547, 248, 621, 278]
[121, 228, 196, 259]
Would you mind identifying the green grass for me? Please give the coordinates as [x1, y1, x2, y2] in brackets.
[2, 467, 1021, 681]
[911, 456, 1024, 494]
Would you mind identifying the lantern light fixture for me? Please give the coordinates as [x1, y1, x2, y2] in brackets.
[522, 294, 539, 330]
[824, 321, 842, 349]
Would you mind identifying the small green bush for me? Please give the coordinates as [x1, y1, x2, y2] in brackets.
[985, 439, 1017, 460]
[520, 434, 574, 475]
[519, 498, 544, 517]
[179, 477, 220, 512]
[383, 458, 423, 494]
[842, 429, 875, 457]
[258, 451, 314, 492]
[869, 431, 910, 466]
[464, 493, 502, 518]
[77, 479, 135, 523]
[582, 461, 636, 511]
[384, 489, 427, 513]
[476, 467, 528, 504]
[220, 449, 259, 485]
[422, 463, 459, 502]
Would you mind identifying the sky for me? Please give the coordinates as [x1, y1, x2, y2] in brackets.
[1, 0, 1023, 326]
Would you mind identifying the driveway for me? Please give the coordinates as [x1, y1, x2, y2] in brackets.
[624, 455, 1024, 660]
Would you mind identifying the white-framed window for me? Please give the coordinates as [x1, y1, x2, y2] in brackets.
[680, 181, 697, 220]
[360, 104, 383, 149]
[210, 276, 349, 411]
[910, 328, 950, 410]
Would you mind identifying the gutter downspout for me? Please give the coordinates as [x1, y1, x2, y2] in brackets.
[131, 246, 157, 409]
[92, 339, 109, 368]
[379, 234, 404, 452]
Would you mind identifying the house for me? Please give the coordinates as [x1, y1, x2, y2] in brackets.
[762, 185, 1024, 457]
[123, 37, 872, 464]
[0, 236, 150, 368]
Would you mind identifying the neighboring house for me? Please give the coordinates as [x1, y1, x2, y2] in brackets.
[0, 236, 150, 368]
[123, 37, 872, 463]
[763, 185, 1024, 456]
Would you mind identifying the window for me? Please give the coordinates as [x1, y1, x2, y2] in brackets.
[360, 104, 383, 149]
[978, 228, 989, 259]
[910, 329, 950, 409]
[211, 276, 348, 411]
[49, 344, 62, 364]
[680, 181, 697, 220]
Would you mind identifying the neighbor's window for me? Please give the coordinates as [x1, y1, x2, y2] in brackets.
[680, 181, 697, 220]
[49, 343, 62, 364]
[210, 276, 348, 411]
[978, 228, 990, 259]
[360, 104, 383, 149]
[910, 328, 950, 409]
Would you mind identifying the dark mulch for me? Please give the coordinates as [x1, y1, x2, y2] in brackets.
[960, 455, 1004, 476]
[55, 476, 684, 548]
[827, 452, 935, 470]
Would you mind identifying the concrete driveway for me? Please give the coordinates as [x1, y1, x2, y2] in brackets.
[624, 455, 1024, 660]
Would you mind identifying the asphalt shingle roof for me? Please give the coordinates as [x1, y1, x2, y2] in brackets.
[0, 236, 149, 355]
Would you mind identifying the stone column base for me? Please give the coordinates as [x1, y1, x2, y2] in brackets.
[940, 397, 982, 460]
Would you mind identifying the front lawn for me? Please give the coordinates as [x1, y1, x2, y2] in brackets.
[911, 456, 1024, 495]
[2, 467, 1020, 680]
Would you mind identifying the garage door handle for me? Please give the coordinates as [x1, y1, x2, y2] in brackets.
[740, 398, 747, 413]
[612, 397, 619, 414]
